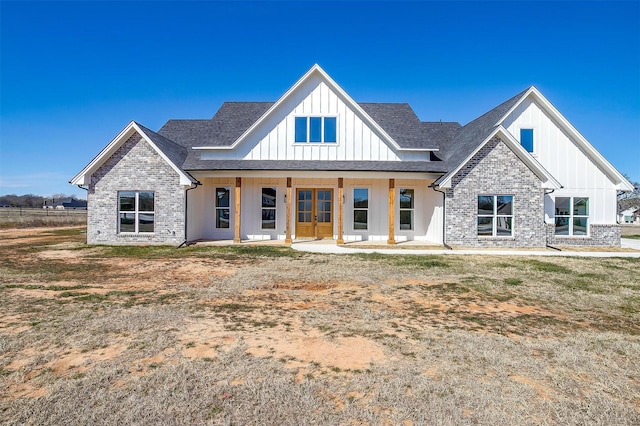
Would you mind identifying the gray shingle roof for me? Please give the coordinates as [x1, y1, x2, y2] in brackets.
[441, 89, 529, 169]
[146, 89, 529, 177]
[358, 103, 442, 150]
[135, 122, 198, 183]
[181, 159, 448, 173]
[159, 102, 450, 151]
[158, 102, 274, 148]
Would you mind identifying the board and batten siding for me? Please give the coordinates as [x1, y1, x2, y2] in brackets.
[200, 76, 430, 162]
[501, 97, 618, 224]
[185, 177, 443, 243]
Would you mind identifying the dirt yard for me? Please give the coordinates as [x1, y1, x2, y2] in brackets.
[1, 227, 639, 425]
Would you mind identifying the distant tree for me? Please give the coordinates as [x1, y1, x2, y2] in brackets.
[618, 173, 639, 201]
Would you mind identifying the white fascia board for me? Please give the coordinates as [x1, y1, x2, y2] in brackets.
[70, 121, 138, 185]
[190, 170, 443, 180]
[192, 146, 438, 151]
[225, 64, 406, 152]
[496, 86, 634, 191]
[70, 121, 193, 186]
[436, 127, 561, 189]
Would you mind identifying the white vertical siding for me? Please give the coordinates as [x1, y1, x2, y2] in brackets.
[502, 97, 618, 224]
[200, 77, 430, 163]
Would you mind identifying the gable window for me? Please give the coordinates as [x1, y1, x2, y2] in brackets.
[294, 116, 337, 143]
[555, 197, 589, 236]
[520, 129, 534, 153]
[261, 187, 276, 230]
[353, 188, 369, 230]
[215, 187, 230, 229]
[478, 195, 513, 236]
[399, 189, 414, 230]
[118, 191, 154, 233]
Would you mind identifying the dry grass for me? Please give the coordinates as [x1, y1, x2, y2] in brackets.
[621, 224, 640, 239]
[0, 227, 639, 425]
[0, 208, 86, 228]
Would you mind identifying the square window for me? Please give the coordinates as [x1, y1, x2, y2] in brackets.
[554, 196, 589, 236]
[118, 191, 154, 233]
[477, 195, 513, 237]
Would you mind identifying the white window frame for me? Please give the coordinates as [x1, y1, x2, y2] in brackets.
[215, 187, 230, 229]
[399, 188, 414, 231]
[518, 126, 536, 155]
[293, 116, 338, 144]
[118, 191, 155, 234]
[352, 187, 370, 231]
[261, 187, 277, 230]
[477, 195, 514, 237]
[554, 196, 589, 236]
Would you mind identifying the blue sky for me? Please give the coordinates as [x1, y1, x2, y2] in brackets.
[1, 1, 639, 199]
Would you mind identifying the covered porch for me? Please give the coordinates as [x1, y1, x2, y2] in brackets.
[185, 171, 444, 245]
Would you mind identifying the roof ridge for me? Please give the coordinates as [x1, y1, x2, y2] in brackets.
[461, 87, 529, 129]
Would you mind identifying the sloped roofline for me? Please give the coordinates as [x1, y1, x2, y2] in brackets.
[193, 64, 433, 152]
[496, 86, 634, 191]
[435, 126, 562, 189]
[70, 121, 195, 186]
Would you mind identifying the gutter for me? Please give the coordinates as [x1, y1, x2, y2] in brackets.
[178, 181, 201, 248]
[544, 188, 561, 251]
[428, 183, 452, 250]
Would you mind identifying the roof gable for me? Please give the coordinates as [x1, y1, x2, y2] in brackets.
[436, 126, 561, 189]
[70, 121, 196, 186]
[496, 87, 634, 191]
[193, 64, 435, 152]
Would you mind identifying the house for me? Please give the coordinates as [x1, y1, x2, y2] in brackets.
[71, 65, 634, 247]
[619, 207, 639, 224]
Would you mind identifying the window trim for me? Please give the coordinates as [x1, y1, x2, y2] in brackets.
[261, 187, 277, 230]
[519, 127, 535, 154]
[118, 191, 155, 234]
[554, 196, 589, 237]
[293, 116, 338, 144]
[477, 195, 514, 237]
[399, 188, 414, 231]
[215, 187, 230, 229]
[352, 187, 369, 232]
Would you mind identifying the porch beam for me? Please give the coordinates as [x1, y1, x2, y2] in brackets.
[285, 177, 292, 245]
[337, 178, 344, 245]
[234, 177, 241, 243]
[387, 178, 396, 244]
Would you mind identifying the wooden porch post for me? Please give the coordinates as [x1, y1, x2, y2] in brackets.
[285, 177, 292, 245]
[387, 178, 396, 245]
[234, 177, 241, 243]
[337, 178, 344, 245]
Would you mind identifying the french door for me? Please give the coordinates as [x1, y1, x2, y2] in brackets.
[295, 188, 333, 238]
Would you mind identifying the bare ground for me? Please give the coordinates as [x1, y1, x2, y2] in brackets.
[0, 227, 639, 425]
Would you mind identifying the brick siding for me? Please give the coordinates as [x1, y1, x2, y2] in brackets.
[87, 134, 185, 245]
[445, 137, 546, 247]
[546, 224, 621, 247]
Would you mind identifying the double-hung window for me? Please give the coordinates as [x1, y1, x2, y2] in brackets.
[399, 189, 414, 230]
[261, 187, 276, 230]
[118, 191, 154, 233]
[478, 195, 513, 236]
[353, 188, 369, 230]
[555, 197, 588, 236]
[215, 187, 230, 229]
[294, 116, 337, 143]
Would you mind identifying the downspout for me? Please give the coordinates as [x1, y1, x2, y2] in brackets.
[76, 185, 89, 245]
[178, 181, 201, 248]
[544, 188, 561, 251]
[429, 183, 452, 250]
